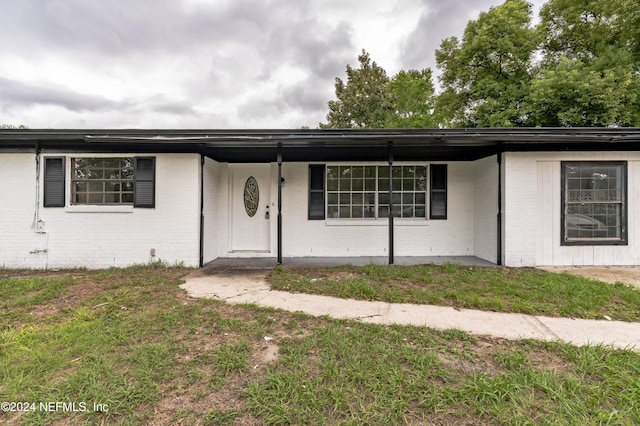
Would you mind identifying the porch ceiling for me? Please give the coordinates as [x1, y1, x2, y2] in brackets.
[1, 128, 640, 162]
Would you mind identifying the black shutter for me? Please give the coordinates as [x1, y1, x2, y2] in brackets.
[134, 157, 155, 208]
[430, 164, 447, 219]
[308, 164, 325, 220]
[44, 157, 65, 207]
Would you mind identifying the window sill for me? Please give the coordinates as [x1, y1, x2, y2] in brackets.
[65, 205, 134, 214]
[324, 219, 430, 226]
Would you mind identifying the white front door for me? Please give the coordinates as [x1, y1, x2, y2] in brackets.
[230, 164, 271, 252]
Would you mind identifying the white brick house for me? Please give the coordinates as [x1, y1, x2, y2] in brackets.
[2, 128, 639, 269]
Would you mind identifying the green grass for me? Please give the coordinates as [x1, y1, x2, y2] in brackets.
[270, 264, 640, 321]
[1, 267, 639, 424]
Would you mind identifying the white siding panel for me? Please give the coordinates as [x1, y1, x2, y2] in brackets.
[521, 152, 640, 266]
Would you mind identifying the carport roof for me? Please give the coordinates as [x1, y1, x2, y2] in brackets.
[1, 128, 640, 162]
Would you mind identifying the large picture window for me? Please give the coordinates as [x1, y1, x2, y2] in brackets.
[561, 162, 627, 245]
[325, 165, 429, 219]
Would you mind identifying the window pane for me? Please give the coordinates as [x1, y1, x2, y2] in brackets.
[378, 166, 389, 178]
[364, 206, 375, 218]
[352, 166, 363, 178]
[379, 179, 389, 191]
[352, 193, 363, 204]
[327, 193, 338, 204]
[106, 182, 120, 192]
[364, 178, 376, 191]
[352, 179, 364, 191]
[339, 193, 350, 204]
[104, 193, 119, 203]
[402, 206, 414, 217]
[339, 179, 351, 191]
[403, 193, 414, 204]
[364, 193, 375, 205]
[339, 206, 350, 218]
[327, 177, 338, 191]
[88, 193, 103, 204]
[328, 205, 339, 218]
[365, 166, 376, 178]
[403, 178, 414, 191]
[351, 206, 363, 218]
[392, 178, 402, 191]
[89, 182, 103, 192]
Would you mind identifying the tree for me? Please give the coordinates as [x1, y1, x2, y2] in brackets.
[530, 0, 640, 126]
[385, 69, 437, 128]
[321, 50, 392, 128]
[435, 0, 538, 127]
[321, 51, 437, 128]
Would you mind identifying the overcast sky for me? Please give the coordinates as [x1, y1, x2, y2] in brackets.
[0, 0, 545, 129]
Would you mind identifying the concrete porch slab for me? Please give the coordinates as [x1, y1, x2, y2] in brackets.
[202, 256, 495, 271]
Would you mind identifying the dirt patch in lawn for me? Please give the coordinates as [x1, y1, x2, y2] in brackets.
[539, 266, 640, 289]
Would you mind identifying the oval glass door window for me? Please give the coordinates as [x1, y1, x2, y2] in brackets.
[244, 176, 259, 217]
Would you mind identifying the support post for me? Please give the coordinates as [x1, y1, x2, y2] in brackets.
[388, 141, 394, 265]
[277, 144, 283, 265]
[199, 154, 205, 267]
[497, 151, 503, 266]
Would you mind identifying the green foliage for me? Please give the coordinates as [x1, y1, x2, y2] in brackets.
[385, 69, 437, 128]
[531, 0, 640, 126]
[321, 50, 437, 128]
[321, 50, 393, 128]
[321, 0, 640, 128]
[529, 56, 640, 126]
[434, 0, 640, 127]
[435, 0, 538, 127]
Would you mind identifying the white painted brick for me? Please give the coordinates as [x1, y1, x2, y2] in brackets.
[0, 153, 201, 269]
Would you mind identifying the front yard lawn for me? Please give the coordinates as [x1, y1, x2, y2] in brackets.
[270, 264, 640, 321]
[1, 266, 639, 425]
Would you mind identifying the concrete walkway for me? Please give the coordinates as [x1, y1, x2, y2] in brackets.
[180, 270, 640, 351]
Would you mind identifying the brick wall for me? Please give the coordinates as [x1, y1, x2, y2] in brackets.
[0, 153, 201, 269]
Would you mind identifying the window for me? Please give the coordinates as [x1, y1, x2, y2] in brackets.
[44, 157, 155, 208]
[561, 162, 626, 245]
[72, 158, 134, 205]
[323, 165, 429, 219]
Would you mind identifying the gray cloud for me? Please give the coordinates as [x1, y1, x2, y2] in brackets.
[0, 76, 123, 112]
[3, 0, 542, 128]
[399, 0, 502, 72]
